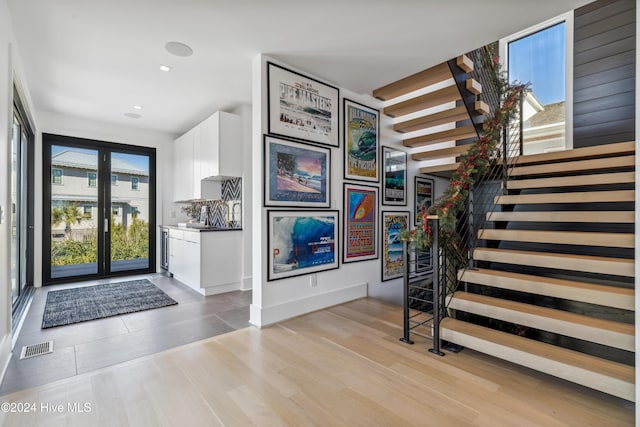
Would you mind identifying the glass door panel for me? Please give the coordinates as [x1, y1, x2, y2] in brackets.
[49, 145, 100, 279]
[10, 118, 19, 305]
[110, 152, 150, 272]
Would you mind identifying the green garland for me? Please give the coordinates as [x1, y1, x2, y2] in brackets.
[400, 55, 528, 251]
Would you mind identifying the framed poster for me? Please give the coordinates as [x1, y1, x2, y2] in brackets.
[343, 183, 378, 263]
[382, 146, 407, 205]
[381, 211, 409, 281]
[267, 210, 339, 281]
[267, 62, 339, 147]
[344, 99, 379, 182]
[264, 135, 330, 207]
[414, 176, 434, 226]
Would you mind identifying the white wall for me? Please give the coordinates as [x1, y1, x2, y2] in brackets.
[233, 104, 253, 291]
[36, 110, 175, 283]
[250, 55, 447, 326]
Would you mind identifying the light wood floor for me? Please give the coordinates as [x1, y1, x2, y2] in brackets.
[0, 298, 634, 426]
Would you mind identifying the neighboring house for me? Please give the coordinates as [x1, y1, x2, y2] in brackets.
[51, 149, 149, 240]
[521, 92, 566, 154]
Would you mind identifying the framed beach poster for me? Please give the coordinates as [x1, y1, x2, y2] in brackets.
[267, 210, 339, 281]
[343, 183, 378, 263]
[382, 146, 407, 205]
[381, 211, 409, 281]
[264, 135, 330, 207]
[267, 62, 339, 147]
[344, 99, 379, 182]
[414, 176, 434, 226]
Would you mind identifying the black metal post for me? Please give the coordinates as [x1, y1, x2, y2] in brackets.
[519, 95, 524, 156]
[429, 217, 444, 356]
[400, 240, 414, 345]
[502, 117, 509, 194]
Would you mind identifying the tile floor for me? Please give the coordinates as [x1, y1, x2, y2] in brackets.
[0, 273, 252, 395]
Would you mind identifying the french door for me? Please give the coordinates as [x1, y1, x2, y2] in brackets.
[43, 134, 156, 284]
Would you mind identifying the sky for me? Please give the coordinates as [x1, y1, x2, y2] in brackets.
[52, 145, 149, 173]
[508, 22, 566, 106]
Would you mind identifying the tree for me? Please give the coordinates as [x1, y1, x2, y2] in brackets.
[51, 203, 84, 238]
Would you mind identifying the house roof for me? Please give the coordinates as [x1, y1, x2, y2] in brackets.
[524, 101, 566, 128]
[52, 149, 149, 176]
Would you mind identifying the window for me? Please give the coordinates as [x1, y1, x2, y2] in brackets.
[131, 206, 140, 219]
[111, 174, 117, 185]
[131, 177, 139, 190]
[112, 206, 120, 216]
[83, 205, 92, 219]
[52, 168, 63, 185]
[88, 172, 97, 187]
[500, 13, 573, 154]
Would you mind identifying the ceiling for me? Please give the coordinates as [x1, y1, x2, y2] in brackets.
[7, 0, 592, 136]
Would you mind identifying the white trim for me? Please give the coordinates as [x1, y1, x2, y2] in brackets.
[499, 11, 574, 152]
[249, 282, 367, 328]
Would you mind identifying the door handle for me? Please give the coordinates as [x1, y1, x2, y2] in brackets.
[104, 218, 109, 233]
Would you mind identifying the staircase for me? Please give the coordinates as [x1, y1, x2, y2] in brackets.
[373, 53, 491, 176]
[441, 141, 636, 402]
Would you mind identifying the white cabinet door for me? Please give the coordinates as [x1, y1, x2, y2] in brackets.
[191, 125, 202, 199]
[173, 131, 195, 201]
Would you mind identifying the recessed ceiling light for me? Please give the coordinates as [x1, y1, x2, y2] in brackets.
[133, 105, 143, 110]
[165, 41, 193, 57]
[159, 64, 172, 72]
[124, 113, 142, 119]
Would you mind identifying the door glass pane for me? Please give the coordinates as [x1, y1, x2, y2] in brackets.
[19, 128, 28, 293]
[10, 118, 19, 304]
[508, 22, 566, 154]
[50, 145, 99, 278]
[110, 152, 150, 272]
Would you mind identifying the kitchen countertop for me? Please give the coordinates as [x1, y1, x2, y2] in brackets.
[160, 225, 242, 232]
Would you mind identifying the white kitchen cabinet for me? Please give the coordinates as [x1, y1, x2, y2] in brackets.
[172, 111, 241, 201]
[168, 228, 242, 295]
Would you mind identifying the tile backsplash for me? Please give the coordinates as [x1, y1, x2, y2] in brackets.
[178, 177, 242, 228]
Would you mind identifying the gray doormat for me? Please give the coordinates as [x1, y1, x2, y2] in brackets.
[42, 279, 178, 329]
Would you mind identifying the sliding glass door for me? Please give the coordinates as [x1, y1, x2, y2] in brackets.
[44, 134, 156, 284]
[11, 113, 30, 306]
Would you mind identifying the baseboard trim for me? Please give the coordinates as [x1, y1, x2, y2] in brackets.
[241, 276, 252, 291]
[249, 282, 367, 328]
[0, 334, 12, 387]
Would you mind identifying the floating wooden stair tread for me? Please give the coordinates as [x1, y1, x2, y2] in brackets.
[404, 125, 477, 148]
[394, 105, 469, 133]
[411, 145, 470, 162]
[458, 268, 634, 311]
[475, 100, 490, 115]
[495, 190, 634, 205]
[466, 78, 482, 95]
[486, 211, 635, 223]
[373, 63, 453, 101]
[384, 85, 461, 118]
[448, 292, 634, 351]
[512, 141, 635, 165]
[456, 54, 474, 73]
[419, 162, 460, 175]
[440, 318, 635, 402]
[473, 248, 634, 277]
[509, 155, 635, 177]
[506, 172, 635, 189]
[478, 229, 634, 248]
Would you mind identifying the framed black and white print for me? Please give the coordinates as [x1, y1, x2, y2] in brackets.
[267, 210, 339, 281]
[382, 146, 407, 205]
[414, 176, 434, 226]
[264, 135, 330, 208]
[267, 62, 339, 147]
[344, 98, 379, 182]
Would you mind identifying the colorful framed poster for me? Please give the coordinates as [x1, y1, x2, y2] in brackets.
[267, 210, 339, 281]
[382, 146, 407, 205]
[267, 62, 339, 147]
[414, 176, 434, 226]
[344, 99, 379, 182]
[264, 135, 330, 207]
[381, 211, 409, 281]
[343, 183, 378, 263]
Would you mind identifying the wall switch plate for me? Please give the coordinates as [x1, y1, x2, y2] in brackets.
[0, 205, 4, 224]
[310, 274, 317, 287]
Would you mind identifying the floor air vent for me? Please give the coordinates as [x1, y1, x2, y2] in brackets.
[20, 341, 53, 360]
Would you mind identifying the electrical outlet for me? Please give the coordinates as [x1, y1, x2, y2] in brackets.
[310, 274, 317, 287]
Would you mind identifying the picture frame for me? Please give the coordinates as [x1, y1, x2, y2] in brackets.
[414, 176, 434, 226]
[343, 183, 378, 263]
[267, 62, 339, 147]
[382, 146, 407, 206]
[381, 211, 409, 281]
[264, 135, 331, 208]
[344, 99, 379, 182]
[267, 210, 339, 281]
